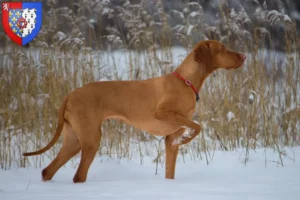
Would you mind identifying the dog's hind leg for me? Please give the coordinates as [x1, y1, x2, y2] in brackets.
[72, 124, 102, 183]
[42, 122, 81, 181]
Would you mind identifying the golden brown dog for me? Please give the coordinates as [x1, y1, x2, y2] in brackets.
[23, 40, 246, 183]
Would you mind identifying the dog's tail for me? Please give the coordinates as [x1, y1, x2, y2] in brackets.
[23, 95, 69, 156]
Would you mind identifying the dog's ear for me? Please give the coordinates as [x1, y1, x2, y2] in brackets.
[194, 42, 212, 66]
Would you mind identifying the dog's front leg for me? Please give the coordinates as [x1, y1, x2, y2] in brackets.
[164, 129, 183, 179]
[154, 109, 201, 137]
[154, 106, 201, 179]
[164, 127, 201, 179]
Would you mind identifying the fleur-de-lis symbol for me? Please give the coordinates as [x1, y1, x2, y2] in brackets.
[3, 3, 9, 11]
[16, 11, 21, 17]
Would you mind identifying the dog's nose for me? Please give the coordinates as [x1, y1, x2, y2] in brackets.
[240, 54, 246, 61]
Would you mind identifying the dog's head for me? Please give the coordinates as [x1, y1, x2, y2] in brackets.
[194, 40, 246, 71]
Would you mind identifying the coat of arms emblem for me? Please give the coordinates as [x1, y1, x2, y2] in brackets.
[2, 2, 42, 46]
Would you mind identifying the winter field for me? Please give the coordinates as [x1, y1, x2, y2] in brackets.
[1, 39, 300, 199]
[1, 146, 299, 200]
[1, 37, 300, 199]
[1, 45, 299, 168]
[0, 45, 299, 200]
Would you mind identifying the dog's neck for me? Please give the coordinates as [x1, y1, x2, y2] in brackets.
[174, 53, 214, 92]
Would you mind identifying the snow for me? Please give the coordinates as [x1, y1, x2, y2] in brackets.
[1, 147, 300, 200]
[249, 94, 254, 103]
[226, 111, 235, 121]
[92, 46, 187, 80]
[283, 14, 292, 23]
[187, 25, 194, 36]
[102, 8, 113, 15]
[189, 11, 200, 18]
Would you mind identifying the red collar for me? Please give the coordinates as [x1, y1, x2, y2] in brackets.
[172, 72, 200, 102]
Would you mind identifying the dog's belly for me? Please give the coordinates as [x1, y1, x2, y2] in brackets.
[138, 120, 181, 136]
[107, 115, 181, 136]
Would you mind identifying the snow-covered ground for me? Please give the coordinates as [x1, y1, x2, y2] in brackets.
[1, 146, 299, 200]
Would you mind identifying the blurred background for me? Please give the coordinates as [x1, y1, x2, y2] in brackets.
[0, 0, 299, 170]
[1, 0, 300, 51]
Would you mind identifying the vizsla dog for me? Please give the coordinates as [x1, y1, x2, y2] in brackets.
[23, 40, 246, 183]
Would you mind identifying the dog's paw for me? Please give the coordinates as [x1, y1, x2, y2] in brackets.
[172, 128, 196, 146]
[183, 128, 195, 138]
[172, 137, 184, 145]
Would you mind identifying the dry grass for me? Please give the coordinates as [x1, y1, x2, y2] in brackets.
[0, 0, 299, 169]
